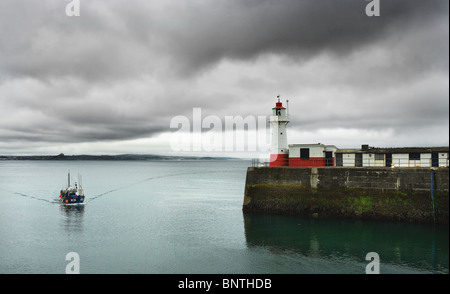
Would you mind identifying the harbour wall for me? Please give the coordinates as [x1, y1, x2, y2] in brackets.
[242, 167, 449, 224]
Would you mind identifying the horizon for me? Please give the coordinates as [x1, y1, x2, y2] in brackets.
[2, 143, 449, 159]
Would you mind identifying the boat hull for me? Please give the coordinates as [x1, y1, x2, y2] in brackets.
[60, 195, 85, 204]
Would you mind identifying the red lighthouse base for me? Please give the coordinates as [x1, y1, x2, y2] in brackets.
[269, 154, 289, 167]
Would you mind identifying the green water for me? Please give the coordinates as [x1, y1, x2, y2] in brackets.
[0, 160, 448, 273]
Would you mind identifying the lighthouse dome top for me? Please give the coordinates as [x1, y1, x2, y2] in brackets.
[274, 97, 285, 109]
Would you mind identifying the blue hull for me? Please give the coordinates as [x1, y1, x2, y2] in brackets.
[60, 195, 85, 204]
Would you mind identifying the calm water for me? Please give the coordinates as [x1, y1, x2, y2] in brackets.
[0, 160, 448, 274]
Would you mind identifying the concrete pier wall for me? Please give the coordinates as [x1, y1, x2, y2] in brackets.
[242, 167, 449, 224]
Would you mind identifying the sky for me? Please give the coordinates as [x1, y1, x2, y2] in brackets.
[0, 0, 448, 157]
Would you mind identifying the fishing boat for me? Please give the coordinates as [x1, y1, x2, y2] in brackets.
[59, 170, 85, 204]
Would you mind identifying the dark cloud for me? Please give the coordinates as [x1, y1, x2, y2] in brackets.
[1, 0, 447, 79]
[145, 0, 445, 74]
[0, 0, 448, 154]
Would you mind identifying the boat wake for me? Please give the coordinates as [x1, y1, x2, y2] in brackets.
[4, 170, 237, 204]
[1, 187, 73, 205]
[88, 172, 188, 202]
[88, 170, 235, 202]
[11, 191, 58, 204]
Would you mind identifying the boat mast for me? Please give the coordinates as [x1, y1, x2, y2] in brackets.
[68, 169, 70, 187]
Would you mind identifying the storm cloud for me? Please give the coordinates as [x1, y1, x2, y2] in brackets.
[0, 0, 448, 155]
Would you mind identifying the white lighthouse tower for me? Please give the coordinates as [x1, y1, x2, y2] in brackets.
[269, 97, 289, 166]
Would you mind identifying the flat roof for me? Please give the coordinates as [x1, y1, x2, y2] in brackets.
[335, 147, 449, 154]
[289, 144, 338, 148]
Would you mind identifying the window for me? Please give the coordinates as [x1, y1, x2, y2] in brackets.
[409, 153, 420, 160]
[375, 154, 384, 161]
[336, 153, 343, 166]
[300, 148, 310, 160]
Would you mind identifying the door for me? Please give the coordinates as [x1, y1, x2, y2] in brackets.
[335, 153, 343, 166]
[385, 153, 392, 167]
[432, 152, 439, 167]
[355, 153, 363, 167]
[325, 151, 333, 166]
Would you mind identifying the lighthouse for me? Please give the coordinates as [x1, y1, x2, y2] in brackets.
[269, 97, 289, 166]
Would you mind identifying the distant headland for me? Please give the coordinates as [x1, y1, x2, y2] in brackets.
[0, 153, 239, 161]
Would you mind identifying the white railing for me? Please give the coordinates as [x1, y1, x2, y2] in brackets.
[338, 157, 449, 168]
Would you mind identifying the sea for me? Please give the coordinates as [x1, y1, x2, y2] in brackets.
[0, 160, 448, 274]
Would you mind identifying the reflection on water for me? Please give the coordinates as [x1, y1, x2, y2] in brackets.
[243, 213, 449, 273]
[59, 204, 85, 232]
